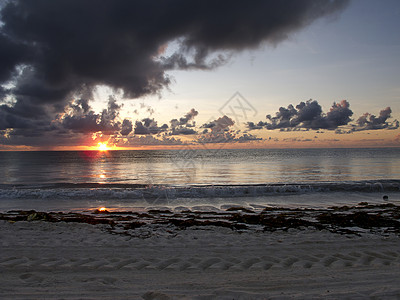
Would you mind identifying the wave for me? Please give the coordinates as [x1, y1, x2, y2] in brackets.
[0, 180, 399, 201]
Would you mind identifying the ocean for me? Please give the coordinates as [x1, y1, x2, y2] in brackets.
[0, 148, 399, 212]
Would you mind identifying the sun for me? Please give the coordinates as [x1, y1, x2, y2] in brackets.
[97, 142, 109, 151]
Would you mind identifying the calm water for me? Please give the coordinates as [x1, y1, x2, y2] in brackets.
[1, 148, 400, 186]
[0, 148, 399, 211]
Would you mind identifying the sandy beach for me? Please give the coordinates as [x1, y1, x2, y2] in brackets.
[1, 206, 400, 299]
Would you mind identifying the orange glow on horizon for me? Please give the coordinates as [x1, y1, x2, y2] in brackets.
[2, 128, 399, 151]
[97, 142, 109, 151]
[94, 207, 110, 214]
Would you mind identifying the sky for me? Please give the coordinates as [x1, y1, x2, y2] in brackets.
[0, 0, 399, 151]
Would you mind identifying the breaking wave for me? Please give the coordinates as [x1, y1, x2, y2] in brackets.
[1, 180, 399, 201]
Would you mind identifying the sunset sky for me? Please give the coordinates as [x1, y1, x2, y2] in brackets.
[0, 0, 399, 150]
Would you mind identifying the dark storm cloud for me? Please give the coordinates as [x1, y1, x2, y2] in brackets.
[0, 33, 29, 83]
[248, 100, 353, 131]
[161, 52, 230, 71]
[0, 0, 349, 141]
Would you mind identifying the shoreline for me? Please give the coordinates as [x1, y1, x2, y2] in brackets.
[2, 202, 400, 236]
[1, 203, 400, 299]
[1, 218, 400, 298]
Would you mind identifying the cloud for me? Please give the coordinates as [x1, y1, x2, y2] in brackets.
[0, 95, 134, 148]
[161, 52, 230, 71]
[248, 99, 354, 131]
[335, 107, 399, 134]
[60, 96, 130, 135]
[134, 118, 168, 135]
[249, 99, 399, 134]
[132, 109, 198, 136]
[0, 0, 349, 142]
[114, 113, 259, 147]
[119, 135, 186, 146]
[236, 133, 263, 143]
[178, 108, 199, 126]
[197, 131, 236, 144]
[120, 119, 133, 136]
[121, 113, 262, 146]
[201, 115, 235, 132]
[198, 116, 235, 143]
[325, 100, 354, 128]
[282, 137, 314, 142]
[197, 115, 262, 144]
[170, 108, 199, 135]
[246, 121, 266, 131]
[170, 127, 198, 135]
[354, 107, 399, 131]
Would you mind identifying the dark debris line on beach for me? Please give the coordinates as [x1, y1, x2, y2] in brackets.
[1, 202, 400, 237]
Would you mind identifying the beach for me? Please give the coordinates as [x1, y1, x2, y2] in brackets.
[1, 205, 400, 299]
[1, 149, 400, 298]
